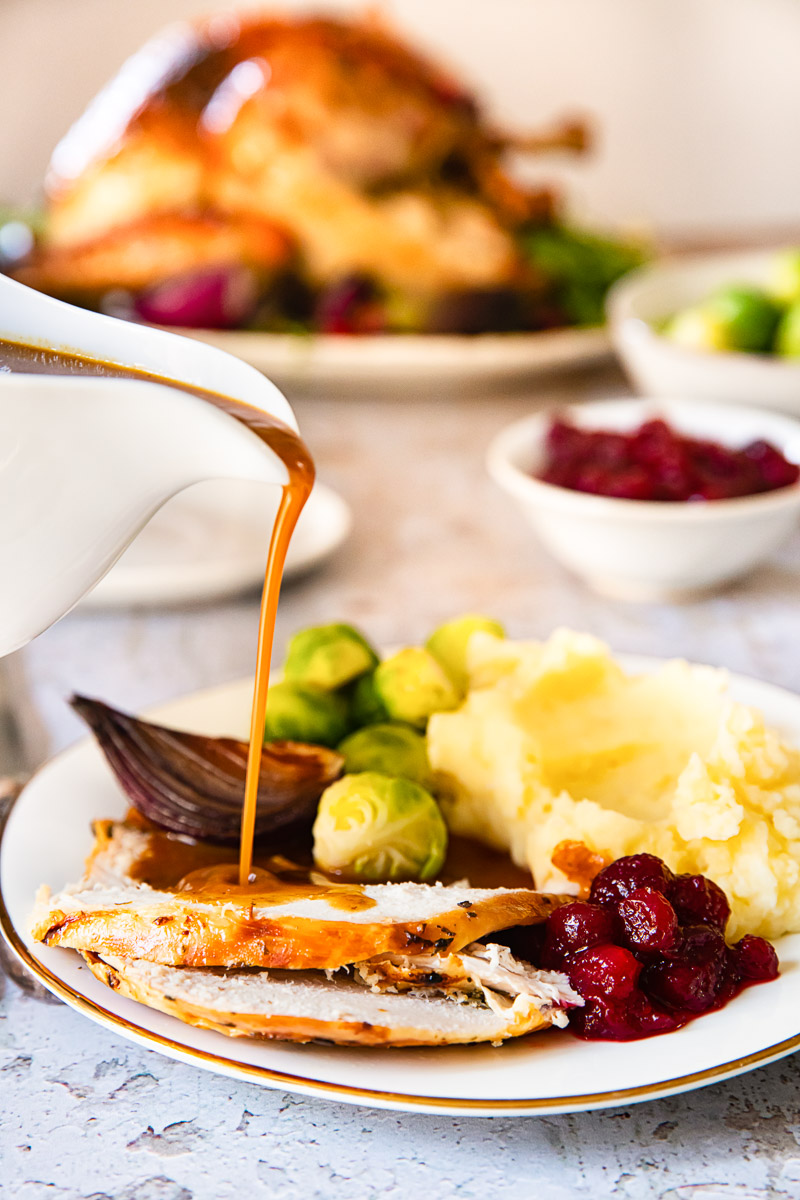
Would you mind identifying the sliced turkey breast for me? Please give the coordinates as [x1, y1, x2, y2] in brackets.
[33, 820, 564, 970]
[82, 946, 579, 1046]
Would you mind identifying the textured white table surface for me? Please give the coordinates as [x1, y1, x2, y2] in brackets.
[4, 366, 800, 1200]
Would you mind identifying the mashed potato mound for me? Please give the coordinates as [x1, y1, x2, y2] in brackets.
[427, 629, 800, 939]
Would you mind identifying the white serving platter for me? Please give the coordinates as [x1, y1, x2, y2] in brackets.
[177, 327, 612, 394]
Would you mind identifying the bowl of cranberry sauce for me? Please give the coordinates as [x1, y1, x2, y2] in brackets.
[496, 853, 779, 1041]
[539, 416, 799, 501]
[487, 398, 800, 601]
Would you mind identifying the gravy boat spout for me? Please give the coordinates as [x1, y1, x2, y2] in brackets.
[0, 276, 302, 656]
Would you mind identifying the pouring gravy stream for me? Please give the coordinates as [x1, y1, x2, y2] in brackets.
[0, 339, 315, 889]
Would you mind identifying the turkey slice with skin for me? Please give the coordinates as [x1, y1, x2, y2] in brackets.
[81, 946, 580, 1046]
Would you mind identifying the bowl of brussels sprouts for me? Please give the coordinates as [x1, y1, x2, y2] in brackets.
[608, 248, 800, 413]
[263, 616, 504, 883]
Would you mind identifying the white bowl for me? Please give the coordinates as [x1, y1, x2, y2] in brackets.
[608, 250, 800, 413]
[487, 398, 800, 601]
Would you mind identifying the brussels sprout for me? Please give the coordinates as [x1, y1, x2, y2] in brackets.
[768, 248, 800, 305]
[338, 723, 430, 786]
[776, 302, 800, 358]
[312, 772, 447, 881]
[706, 285, 780, 353]
[283, 623, 378, 690]
[665, 287, 780, 355]
[373, 648, 460, 728]
[663, 306, 730, 352]
[425, 614, 505, 692]
[349, 670, 389, 727]
[264, 681, 349, 747]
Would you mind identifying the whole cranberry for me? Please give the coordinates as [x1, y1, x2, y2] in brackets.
[571, 988, 685, 1041]
[632, 419, 679, 466]
[315, 275, 385, 334]
[668, 874, 730, 933]
[589, 854, 675, 909]
[592, 432, 630, 471]
[680, 924, 728, 961]
[567, 944, 641, 1002]
[632, 420, 692, 500]
[625, 988, 684, 1037]
[544, 420, 588, 470]
[540, 902, 617, 968]
[617, 887, 679, 953]
[745, 440, 800, 491]
[603, 467, 654, 501]
[642, 925, 726, 1013]
[731, 935, 779, 983]
[713, 947, 742, 1007]
[569, 997, 637, 1040]
[574, 465, 610, 495]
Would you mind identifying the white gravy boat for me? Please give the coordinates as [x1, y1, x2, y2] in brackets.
[0, 275, 300, 656]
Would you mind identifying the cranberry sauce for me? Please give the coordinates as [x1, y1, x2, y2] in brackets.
[537, 417, 799, 501]
[496, 853, 779, 1041]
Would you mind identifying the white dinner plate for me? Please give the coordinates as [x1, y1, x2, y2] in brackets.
[175, 327, 612, 394]
[80, 480, 352, 608]
[2, 656, 800, 1117]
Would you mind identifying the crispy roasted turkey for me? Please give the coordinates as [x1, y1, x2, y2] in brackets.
[18, 12, 588, 331]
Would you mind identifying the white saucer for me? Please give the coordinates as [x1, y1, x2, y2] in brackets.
[81, 480, 352, 608]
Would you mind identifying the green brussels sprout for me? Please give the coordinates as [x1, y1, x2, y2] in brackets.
[776, 302, 800, 358]
[349, 670, 389, 727]
[664, 305, 730, 352]
[312, 772, 447, 881]
[338, 723, 430, 786]
[768, 248, 800, 305]
[264, 681, 349, 747]
[283, 623, 378, 690]
[665, 287, 780, 355]
[706, 285, 780, 353]
[425, 614, 505, 692]
[373, 647, 460, 728]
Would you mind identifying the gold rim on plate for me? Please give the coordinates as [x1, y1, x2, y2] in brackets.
[2, 790, 799, 1115]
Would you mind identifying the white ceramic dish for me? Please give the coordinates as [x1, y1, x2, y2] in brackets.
[175, 326, 611, 394]
[81, 480, 351, 608]
[2, 659, 800, 1117]
[0, 276, 301, 655]
[487, 397, 800, 602]
[608, 250, 800, 412]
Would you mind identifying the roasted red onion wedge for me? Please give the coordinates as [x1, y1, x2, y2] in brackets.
[70, 695, 343, 842]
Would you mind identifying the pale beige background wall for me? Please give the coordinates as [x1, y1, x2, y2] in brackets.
[1, 0, 798, 237]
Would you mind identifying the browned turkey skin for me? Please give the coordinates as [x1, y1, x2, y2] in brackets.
[33, 821, 564, 971]
[19, 13, 586, 329]
[32, 819, 579, 1047]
